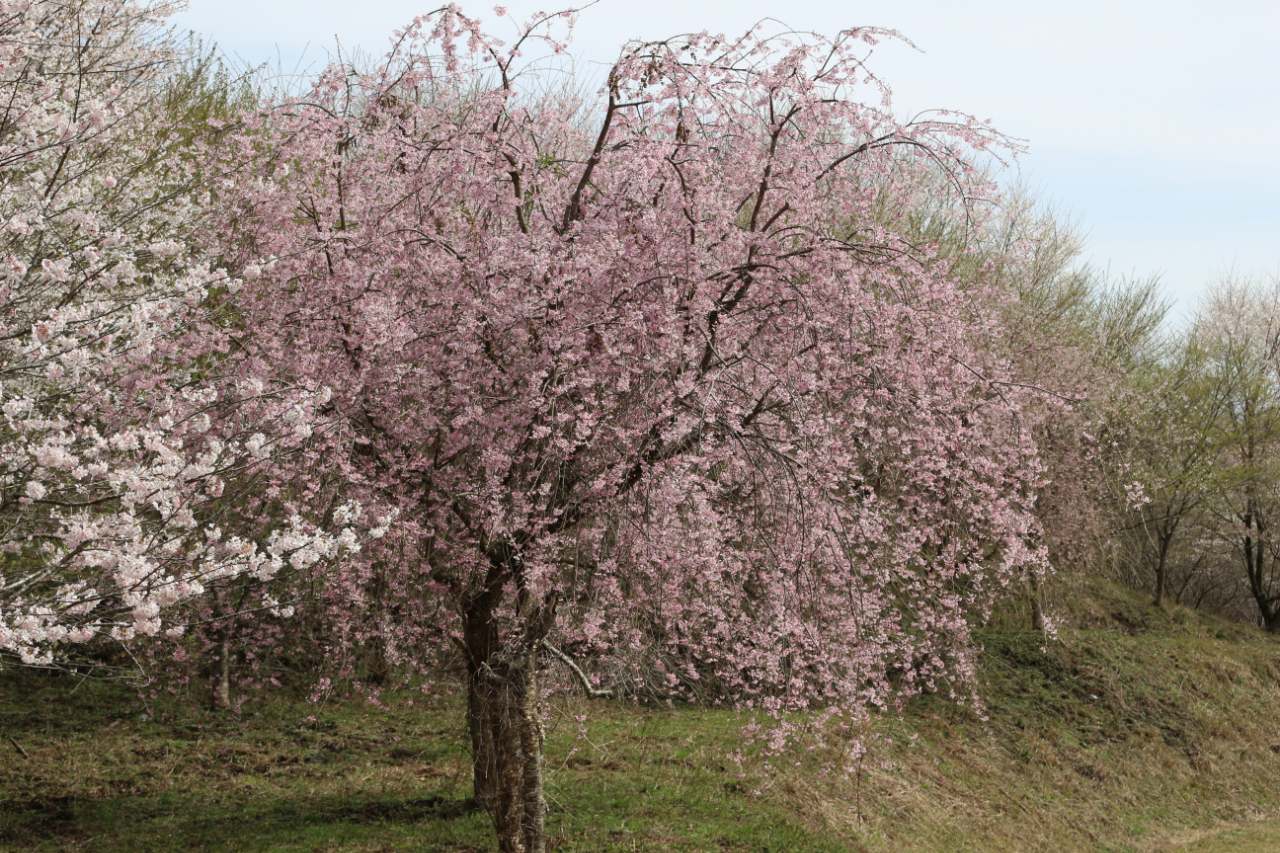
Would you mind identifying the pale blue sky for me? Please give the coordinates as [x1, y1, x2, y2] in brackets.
[171, 0, 1279, 323]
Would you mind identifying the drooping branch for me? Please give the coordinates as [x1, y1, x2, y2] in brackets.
[543, 640, 613, 698]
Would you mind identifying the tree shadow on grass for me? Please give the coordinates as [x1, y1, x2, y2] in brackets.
[0, 791, 488, 852]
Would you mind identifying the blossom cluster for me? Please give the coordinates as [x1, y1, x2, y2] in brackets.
[197, 5, 1048, 722]
[0, 0, 370, 667]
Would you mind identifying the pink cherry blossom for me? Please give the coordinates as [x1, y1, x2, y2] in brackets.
[204, 8, 1048, 849]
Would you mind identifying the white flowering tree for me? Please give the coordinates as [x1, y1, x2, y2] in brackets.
[0, 0, 369, 669]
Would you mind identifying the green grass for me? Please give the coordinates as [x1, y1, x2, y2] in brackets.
[4, 579, 1280, 852]
[0, 673, 848, 852]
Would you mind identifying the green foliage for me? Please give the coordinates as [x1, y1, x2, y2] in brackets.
[1112, 274, 1280, 622]
[162, 37, 261, 144]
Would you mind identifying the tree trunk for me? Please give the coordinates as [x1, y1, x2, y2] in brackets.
[466, 653, 544, 852]
[1153, 514, 1180, 609]
[517, 646, 548, 853]
[212, 638, 232, 711]
[1265, 609, 1280, 635]
[461, 570, 555, 853]
[1153, 540, 1168, 608]
[1028, 569, 1045, 632]
[1240, 510, 1280, 636]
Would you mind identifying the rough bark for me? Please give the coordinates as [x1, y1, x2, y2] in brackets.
[1028, 569, 1046, 632]
[1153, 534, 1169, 609]
[1240, 508, 1280, 635]
[518, 644, 547, 853]
[461, 555, 555, 853]
[461, 560, 503, 812]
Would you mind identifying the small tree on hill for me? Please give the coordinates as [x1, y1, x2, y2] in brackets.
[1117, 334, 1229, 608]
[1193, 276, 1280, 630]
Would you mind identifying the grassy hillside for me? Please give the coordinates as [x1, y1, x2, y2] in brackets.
[822, 579, 1280, 852]
[3, 579, 1280, 852]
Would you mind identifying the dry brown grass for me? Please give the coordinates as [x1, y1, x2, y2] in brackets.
[773, 580, 1280, 852]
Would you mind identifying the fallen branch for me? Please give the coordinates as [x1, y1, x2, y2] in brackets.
[8, 736, 29, 759]
[543, 641, 613, 698]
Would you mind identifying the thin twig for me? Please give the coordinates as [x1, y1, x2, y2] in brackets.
[8, 736, 29, 759]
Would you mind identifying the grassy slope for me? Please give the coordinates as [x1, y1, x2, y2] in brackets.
[3, 579, 1280, 852]
[820, 578, 1280, 852]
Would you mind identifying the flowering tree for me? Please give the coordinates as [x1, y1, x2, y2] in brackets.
[209, 8, 1047, 850]
[1190, 276, 1280, 630]
[0, 0, 364, 669]
[905, 179, 1183, 623]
